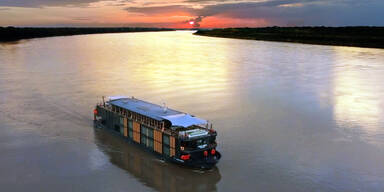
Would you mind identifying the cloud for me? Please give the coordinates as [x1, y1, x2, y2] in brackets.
[0, 0, 102, 7]
[125, 5, 196, 15]
[1, 0, 383, 26]
[199, 0, 384, 26]
[125, 0, 322, 17]
[183, 0, 244, 3]
[186, 16, 205, 27]
[191, 0, 321, 17]
[124, 0, 384, 26]
[72, 17, 91, 21]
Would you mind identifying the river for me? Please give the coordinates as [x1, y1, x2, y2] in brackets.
[1, 31, 384, 191]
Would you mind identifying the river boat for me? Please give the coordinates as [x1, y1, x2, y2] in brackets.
[93, 96, 221, 169]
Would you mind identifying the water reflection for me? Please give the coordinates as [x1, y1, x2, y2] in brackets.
[331, 47, 384, 138]
[74, 31, 236, 114]
[93, 127, 221, 192]
[2, 31, 384, 191]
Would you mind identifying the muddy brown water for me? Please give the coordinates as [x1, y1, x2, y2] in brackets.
[1, 31, 384, 191]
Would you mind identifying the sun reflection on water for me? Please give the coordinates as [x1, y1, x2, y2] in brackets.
[331, 47, 384, 138]
[74, 31, 235, 114]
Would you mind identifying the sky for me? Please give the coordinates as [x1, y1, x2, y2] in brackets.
[0, 0, 383, 28]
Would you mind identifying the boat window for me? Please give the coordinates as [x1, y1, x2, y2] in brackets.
[141, 126, 148, 136]
[128, 128, 133, 138]
[147, 139, 153, 148]
[196, 139, 208, 146]
[181, 138, 209, 149]
[141, 136, 147, 145]
[163, 145, 170, 156]
[128, 120, 133, 129]
[163, 135, 170, 145]
[147, 129, 154, 139]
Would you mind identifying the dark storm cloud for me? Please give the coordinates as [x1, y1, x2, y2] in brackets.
[125, 0, 384, 26]
[192, 0, 320, 18]
[125, 5, 196, 15]
[186, 16, 205, 27]
[125, 0, 322, 16]
[198, 0, 384, 25]
[0, 0, 102, 7]
[184, 0, 242, 3]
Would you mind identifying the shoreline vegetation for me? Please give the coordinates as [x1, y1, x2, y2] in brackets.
[194, 27, 384, 49]
[0, 27, 174, 42]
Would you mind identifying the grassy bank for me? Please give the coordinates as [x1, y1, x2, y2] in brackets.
[0, 27, 174, 42]
[194, 27, 384, 49]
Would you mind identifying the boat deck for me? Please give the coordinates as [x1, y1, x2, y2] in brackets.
[108, 97, 207, 128]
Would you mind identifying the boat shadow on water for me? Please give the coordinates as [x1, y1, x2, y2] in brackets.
[93, 126, 222, 192]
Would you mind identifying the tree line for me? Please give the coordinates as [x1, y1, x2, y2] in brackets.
[0, 27, 174, 42]
[195, 27, 384, 49]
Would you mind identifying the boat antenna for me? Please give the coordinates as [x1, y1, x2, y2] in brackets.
[102, 96, 105, 107]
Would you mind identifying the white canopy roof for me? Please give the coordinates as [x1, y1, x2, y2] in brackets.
[161, 113, 207, 127]
[108, 96, 129, 101]
[108, 96, 209, 128]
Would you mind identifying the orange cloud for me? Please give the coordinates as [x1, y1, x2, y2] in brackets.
[1, 0, 383, 27]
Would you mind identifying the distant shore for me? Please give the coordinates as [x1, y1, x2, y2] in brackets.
[0, 27, 175, 42]
[194, 27, 384, 49]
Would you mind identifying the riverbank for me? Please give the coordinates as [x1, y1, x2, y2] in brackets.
[194, 27, 384, 49]
[0, 27, 174, 42]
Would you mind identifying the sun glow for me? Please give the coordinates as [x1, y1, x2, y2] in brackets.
[331, 47, 384, 138]
[189, 21, 194, 25]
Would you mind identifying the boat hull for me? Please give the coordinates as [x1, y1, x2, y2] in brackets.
[170, 152, 221, 169]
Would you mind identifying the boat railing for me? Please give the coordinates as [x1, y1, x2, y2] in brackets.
[97, 103, 177, 136]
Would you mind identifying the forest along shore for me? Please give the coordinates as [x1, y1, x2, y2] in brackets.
[0, 27, 175, 42]
[194, 27, 384, 49]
